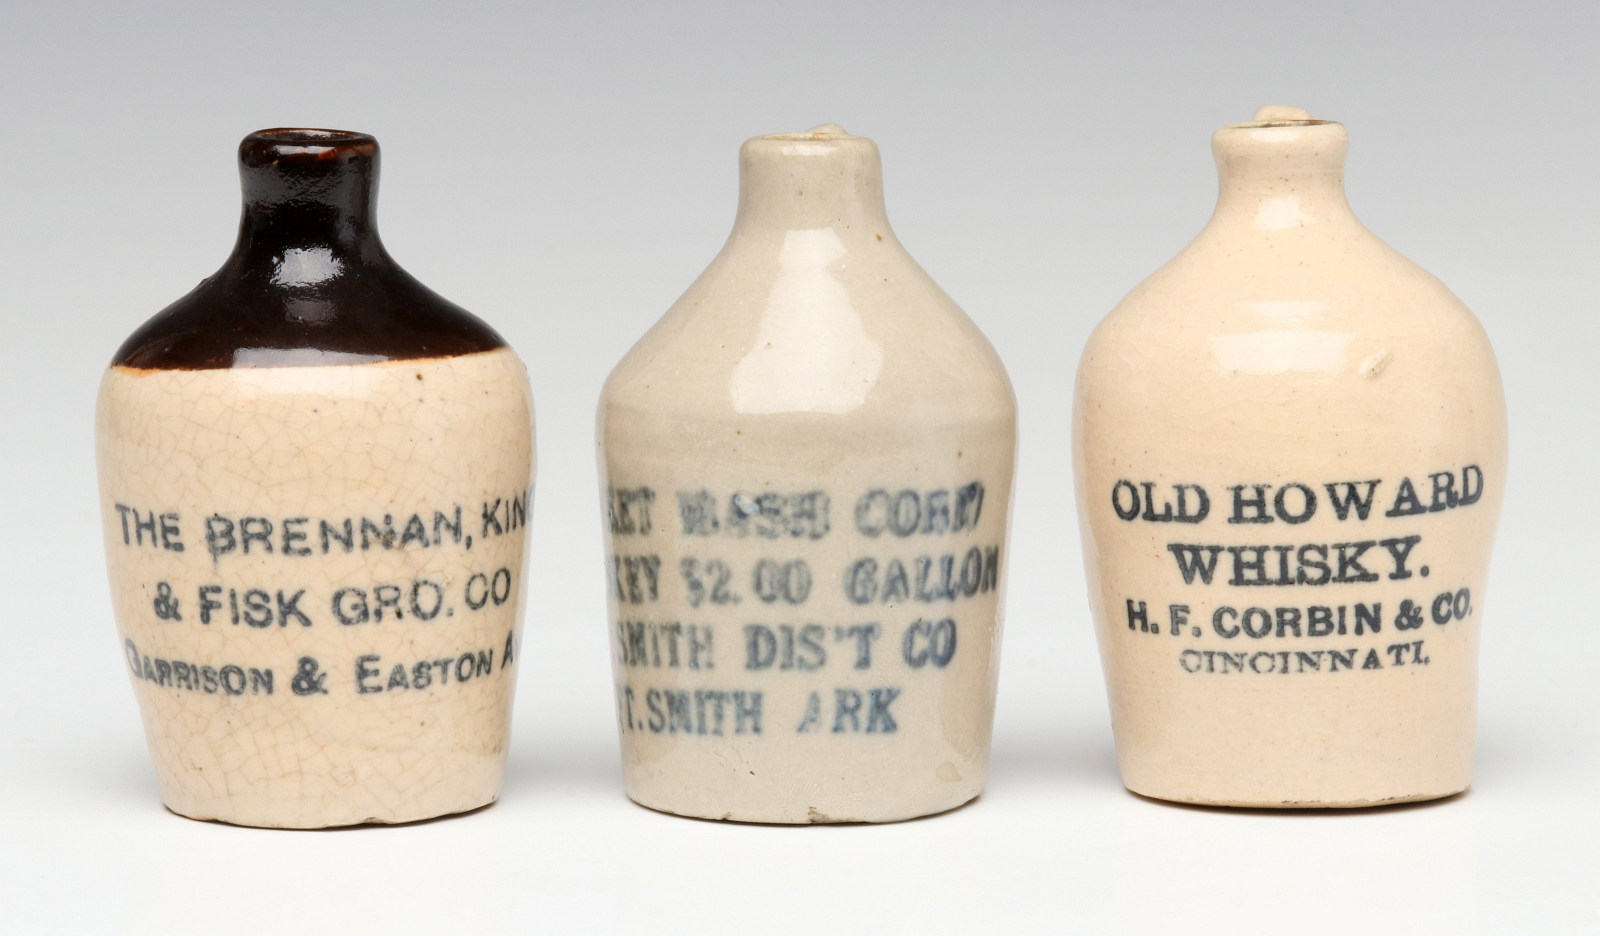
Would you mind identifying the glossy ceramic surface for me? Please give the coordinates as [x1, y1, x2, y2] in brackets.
[97, 130, 535, 828]
[1074, 107, 1506, 807]
[598, 126, 1017, 822]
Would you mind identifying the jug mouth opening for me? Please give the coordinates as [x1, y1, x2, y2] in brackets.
[1225, 118, 1337, 129]
[242, 129, 378, 163]
[759, 132, 853, 141]
[756, 123, 856, 143]
[251, 128, 375, 146]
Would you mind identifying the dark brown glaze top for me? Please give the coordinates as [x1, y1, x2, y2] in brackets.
[112, 128, 506, 370]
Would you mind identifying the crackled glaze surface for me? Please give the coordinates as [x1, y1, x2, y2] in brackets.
[96, 129, 535, 828]
[598, 126, 1017, 823]
[98, 350, 533, 827]
[1074, 107, 1506, 807]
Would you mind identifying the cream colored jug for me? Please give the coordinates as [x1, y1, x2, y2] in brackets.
[598, 125, 1017, 822]
[1074, 106, 1506, 807]
[97, 129, 535, 827]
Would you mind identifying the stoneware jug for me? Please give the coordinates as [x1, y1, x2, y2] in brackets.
[597, 125, 1016, 822]
[1074, 106, 1506, 807]
[96, 129, 535, 828]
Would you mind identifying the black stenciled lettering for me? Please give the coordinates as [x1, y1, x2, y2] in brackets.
[743, 624, 826, 671]
[1297, 545, 1331, 585]
[678, 490, 720, 535]
[206, 515, 236, 559]
[1228, 546, 1270, 586]
[1395, 600, 1424, 631]
[281, 517, 312, 556]
[291, 657, 327, 695]
[903, 618, 956, 667]
[152, 582, 182, 621]
[356, 655, 383, 694]
[745, 625, 776, 670]
[855, 490, 891, 535]
[1273, 483, 1316, 524]
[240, 517, 273, 554]
[688, 625, 714, 669]
[240, 589, 273, 627]
[753, 559, 811, 604]
[609, 486, 656, 535]
[1229, 485, 1274, 524]
[115, 504, 133, 545]
[481, 499, 504, 536]
[837, 624, 879, 669]
[1213, 608, 1240, 639]
[694, 690, 728, 735]
[1111, 481, 1140, 521]
[508, 490, 529, 532]
[123, 641, 279, 695]
[845, 546, 999, 604]
[960, 547, 983, 596]
[846, 558, 878, 604]
[410, 580, 444, 620]
[277, 589, 312, 627]
[727, 491, 831, 539]
[1379, 535, 1422, 580]
[321, 519, 354, 553]
[433, 507, 463, 545]
[855, 486, 981, 536]
[198, 586, 222, 624]
[922, 490, 951, 533]
[954, 481, 985, 531]
[614, 554, 662, 604]
[882, 559, 910, 602]
[333, 588, 369, 625]
[890, 491, 920, 536]
[1240, 608, 1272, 639]
[133, 508, 158, 546]
[1126, 599, 1151, 633]
[361, 515, 397, 550]
[1173, 485, 1209, 523]
[1428, 472, 1458, 511]
[734, 691, 762, 734]
[1334, 542, 1381, 583]
[866, 689, 900, 733]
[1386, 477, 1428, 517]
[832, 689, 863, 733]
[665, 690, 693, 733]
[400, 514, 430, 548]
[1168, 544, 1223, 584]
[1325, 480, 1381, 521]
[372, 584, 403, 621]
[159, 512, 183, 551]
[1140, 482, 1173, 521]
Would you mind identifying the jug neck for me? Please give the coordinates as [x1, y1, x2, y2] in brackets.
[1207, 107, 1360, 231]
[230, 129, 387, 271]
[731, 125, 894, 238]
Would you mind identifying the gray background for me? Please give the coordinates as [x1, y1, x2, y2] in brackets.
[2, 2, 1595, 932]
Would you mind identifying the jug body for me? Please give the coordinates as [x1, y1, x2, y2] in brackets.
[598, 126, 1017, 822]
[1074, 107, 1506, 807]
[97, 129, 535, 828]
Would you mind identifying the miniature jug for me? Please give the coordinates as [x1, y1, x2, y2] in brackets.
[1074, 107, 1505, 806]
[598, 125, 1017, 822]
[96, 129, 535, 827]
